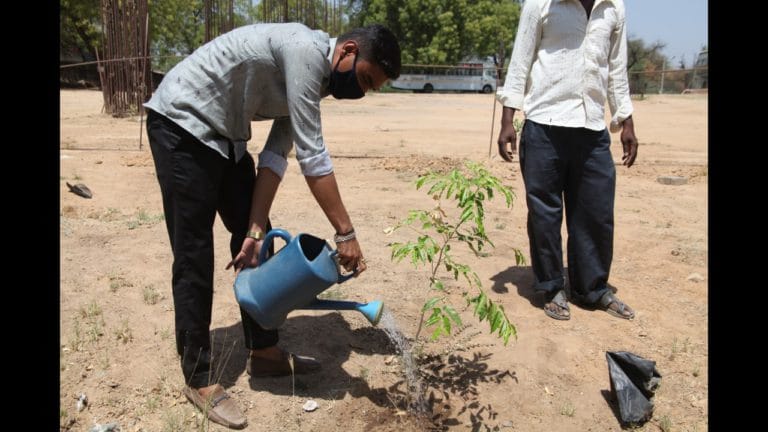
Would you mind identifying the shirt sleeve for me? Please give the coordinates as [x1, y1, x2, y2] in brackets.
[607, 8, 634, 132]
[275, 39, 334, 177]
[258, 117, 292, 178]
[496, 0, 542, 109]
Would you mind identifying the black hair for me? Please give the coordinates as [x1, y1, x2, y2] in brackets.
[337, 24, 401, 79]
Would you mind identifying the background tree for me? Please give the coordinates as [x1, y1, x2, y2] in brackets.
[626, 37, 666, 95]
[62, 0, 522, 75]
[149, 0, 206, 72]
[61, 0, 102, 61]
[627, 38, 666, 71]
[463, 0, 520, 66]
[256, 0, 345, 35]
[349, 0, 520, 65]
[148, 0, 265, 73]
[234, 0, 258, 26]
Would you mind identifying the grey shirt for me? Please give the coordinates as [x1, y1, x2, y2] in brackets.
[144, 23, 336, 178]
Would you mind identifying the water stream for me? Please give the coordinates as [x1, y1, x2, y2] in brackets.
[378, 310, 429, 413]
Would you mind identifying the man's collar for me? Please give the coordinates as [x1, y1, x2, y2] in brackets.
[327, 37, 337, 63]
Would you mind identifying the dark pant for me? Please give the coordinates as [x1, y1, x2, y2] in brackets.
[518, 120, 615, 305]
[146, 110, 278, 388]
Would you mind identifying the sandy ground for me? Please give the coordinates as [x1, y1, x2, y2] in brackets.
[60, 89, 707, 431]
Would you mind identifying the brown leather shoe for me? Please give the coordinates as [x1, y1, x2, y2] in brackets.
[247, 348, 321, 377]
[183, 384, 247, 429]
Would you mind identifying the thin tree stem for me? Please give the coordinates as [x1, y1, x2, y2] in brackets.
[414, 214, 467, 341]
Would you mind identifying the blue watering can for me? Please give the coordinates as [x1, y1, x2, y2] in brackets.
[234, 229, 384, 330]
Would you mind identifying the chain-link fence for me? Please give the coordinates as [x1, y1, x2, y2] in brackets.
[629, 67, 708, 96]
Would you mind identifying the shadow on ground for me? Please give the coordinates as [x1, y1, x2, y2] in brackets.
[209, 312, 518, 431]
[490, 265, 629, 317]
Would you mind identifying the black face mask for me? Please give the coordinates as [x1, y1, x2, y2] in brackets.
[329, 53, 365, 100]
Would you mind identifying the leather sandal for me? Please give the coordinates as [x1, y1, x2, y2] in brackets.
[247, 348, 321, 377]
[599, 291, 635, 320]
[183, 384, 247, 429]
[543, 290, 570, 320]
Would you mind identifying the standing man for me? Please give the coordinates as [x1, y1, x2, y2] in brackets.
[144, 23, 400, 428]
[496, 0, 637, 321]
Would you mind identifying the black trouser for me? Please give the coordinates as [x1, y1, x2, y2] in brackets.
[146, 110, 278, 388]
[518, 120, 615, 305]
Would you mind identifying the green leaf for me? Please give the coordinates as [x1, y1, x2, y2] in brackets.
[490, 309, 501, 333]
[443, 305, 462, 325]
[425, 308, 442, 326]
[422, 296, 442, 311]
[515, 249, 527, 265]
[460, 206, 474, 223]
[442, 315, 452, 335]
[432, 280, 445, 291]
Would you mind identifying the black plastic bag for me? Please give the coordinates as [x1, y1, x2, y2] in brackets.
[606, 351, 662, 426]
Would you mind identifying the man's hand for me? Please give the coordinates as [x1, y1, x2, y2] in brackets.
[226, 237, 261, 274]
[497, 107, 517, 162]
[336, 237, 367, 275]
[620, 116, 638, 168]
[304, 172, 367, 276]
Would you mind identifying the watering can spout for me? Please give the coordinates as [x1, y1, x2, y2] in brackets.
[306, 299, 384, 326]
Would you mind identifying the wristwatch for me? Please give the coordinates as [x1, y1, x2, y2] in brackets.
[247, 230, 265, 241]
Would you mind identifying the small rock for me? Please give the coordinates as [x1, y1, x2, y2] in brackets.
[302, 400, 318, 412]
[687, 273, 705, 282]
[95, 160, 103, 164]
[384, 355, 396, 365]
[657, 175, 687, 185]
[689, 395, 704, 408]
[89, 423, 119, 432]
[76, 393, 88, 412]
[502, 420, 514, 428]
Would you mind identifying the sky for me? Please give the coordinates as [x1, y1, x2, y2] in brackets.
[624, 0, 708, 68]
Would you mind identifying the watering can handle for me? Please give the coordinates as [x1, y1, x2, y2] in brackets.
[330, 251, 358, 283]
[258, 229, 293, 265]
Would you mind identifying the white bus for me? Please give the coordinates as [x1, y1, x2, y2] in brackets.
[390, 59, 499, 94]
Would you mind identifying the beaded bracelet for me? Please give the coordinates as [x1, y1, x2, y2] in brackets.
[333, 229, 356, 243]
